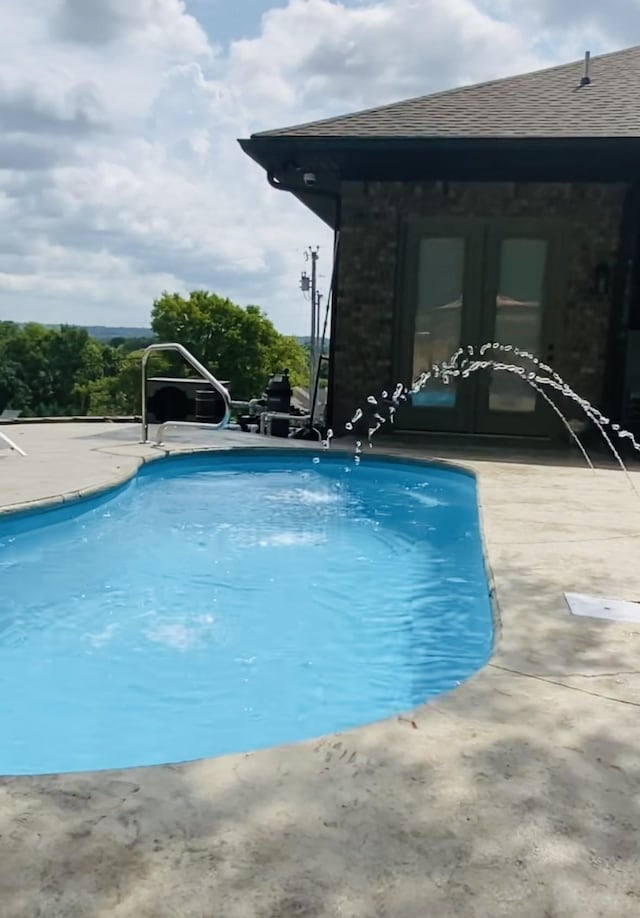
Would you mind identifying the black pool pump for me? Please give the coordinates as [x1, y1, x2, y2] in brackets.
[264, 369, 293, 437]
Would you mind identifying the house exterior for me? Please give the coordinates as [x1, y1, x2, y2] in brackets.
[240, 46, 640, 441]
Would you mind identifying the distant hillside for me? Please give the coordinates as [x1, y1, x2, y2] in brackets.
[83, 326, 153, 340]
[13, 323, 153, 340]
[14, 321, 309, 343]
[296, 336, 329, 352]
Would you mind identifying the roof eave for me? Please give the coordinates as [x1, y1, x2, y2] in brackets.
[239, 135, 640, 229]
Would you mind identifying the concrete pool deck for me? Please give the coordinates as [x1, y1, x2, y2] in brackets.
[1, 422, 640, 917]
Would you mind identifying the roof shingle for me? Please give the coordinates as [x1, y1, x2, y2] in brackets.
[255, 46, 640, 140]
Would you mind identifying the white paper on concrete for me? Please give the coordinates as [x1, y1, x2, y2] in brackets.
[565, 592, 640, 623]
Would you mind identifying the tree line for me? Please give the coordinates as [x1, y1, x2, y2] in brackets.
[0, 292, 309, 418]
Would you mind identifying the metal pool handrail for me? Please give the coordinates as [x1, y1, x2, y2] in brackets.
[141, 343, 231, 444]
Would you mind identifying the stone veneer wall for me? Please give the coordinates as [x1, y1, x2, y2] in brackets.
[331, 181, 628, 432]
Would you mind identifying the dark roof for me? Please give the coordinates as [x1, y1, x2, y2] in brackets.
[254, 45, 640, 140]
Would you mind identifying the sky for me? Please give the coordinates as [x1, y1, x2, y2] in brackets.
[0, 1, 638, 335]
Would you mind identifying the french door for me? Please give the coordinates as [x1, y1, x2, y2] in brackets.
[394, 218, 565, 436]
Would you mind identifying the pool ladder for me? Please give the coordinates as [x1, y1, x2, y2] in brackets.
[140, 343, 232, 445]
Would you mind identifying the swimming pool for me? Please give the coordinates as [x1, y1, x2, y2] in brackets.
[0, 450, 493, 775]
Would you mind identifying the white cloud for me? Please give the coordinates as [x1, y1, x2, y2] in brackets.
[53, 0, 210, 56]
[499, 0, 640, 48]
[229, 0, 543, 121]
[0, 0, 635, 334]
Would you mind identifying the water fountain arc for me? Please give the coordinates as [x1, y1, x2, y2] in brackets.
[335, 342, 640, 495]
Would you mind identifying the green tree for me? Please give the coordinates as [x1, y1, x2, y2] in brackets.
[0, 322, 56, 415]
[0, 322, 111, 417]
[151, 291, 309, 399]
[84, 347, 175, 416]
[0, 323, 31, 411]
[270, 334, 311, 390]
[0, 293, 309, 418]
[49, 326, 104, 414]
[108, 335, 155, 354]
[82, 350, 138, 415]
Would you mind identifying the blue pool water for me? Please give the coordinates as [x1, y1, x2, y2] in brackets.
[0, 451, 493, 775]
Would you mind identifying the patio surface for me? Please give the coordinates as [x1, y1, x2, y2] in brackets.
[1, 423, 640, 917]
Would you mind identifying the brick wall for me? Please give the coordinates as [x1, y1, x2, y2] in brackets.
[331, 180, 627, 432]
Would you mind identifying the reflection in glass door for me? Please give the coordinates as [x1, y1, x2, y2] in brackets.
[397, 218, 562, 437]
[411, 238, 464, 408]
[395, 220, 480, 433]
[476, 227, 557, 436]
[488, 238, 547, 414]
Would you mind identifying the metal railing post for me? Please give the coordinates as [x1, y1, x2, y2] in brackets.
[140, 343, 231, 444]
[141, 348, 150, 443]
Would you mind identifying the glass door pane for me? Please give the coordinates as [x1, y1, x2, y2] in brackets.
[411, 237, 465, 408]
[488, 238, 547, 414]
